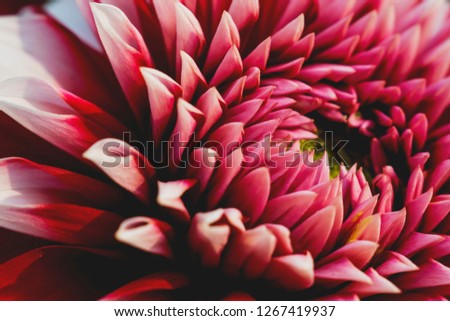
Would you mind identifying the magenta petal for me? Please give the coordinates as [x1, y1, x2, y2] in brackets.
[315, 257, 372, 284]
[379, 208, 406, 250]
[186, 148, 217, 196]
[397, 232, 445, 257]
[402, 189, 433, 239]
[408, 113, 428, 150]
[318, 240, 378, 269]
[243, 37, 271, 71]
[405, 166, 424, 204]
[291, 206, 336, 257]
[226, 99, 263, 124]
[422, 195, 450, 233]
[270, 14, 304, 51]
[228, 0, 259, 31]
[168, 99, 204, 169]
[206, 122, 244, 157]
[340, 268, 401, 297]
[392, 259, 450, 291]
[376, 251, 419, 277]
[259, 191, 317, 227]
[425, 159, 450, 193]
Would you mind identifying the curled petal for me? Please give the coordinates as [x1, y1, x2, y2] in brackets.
[115, 216, 174, 259]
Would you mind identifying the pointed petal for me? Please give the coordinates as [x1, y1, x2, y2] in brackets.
[83, 138, 154, 205]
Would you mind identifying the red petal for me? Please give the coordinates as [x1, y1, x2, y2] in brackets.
[0, 78, 111, 159]
[101, 272, 189, 301]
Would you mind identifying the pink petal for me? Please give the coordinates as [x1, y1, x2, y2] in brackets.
[115, 216, 174, 258]
[189, 208, 245, 268]
[425, 159, 450, 193]
[206, 148, 244, 209]
[196, 87, 225, 139]
[203, 11, 240, 75]
[209, 45, 243, 87]
[340, 268, 401, 297]
[291, 206, 336, 257]
[270, 14, 304, 51]
[179, 51, 207, 101]
[206, 122, 244, 157]
[223, 225, 277, 279]
[397, 232, 445, 257]
[379, 208, 406, 250]
[227, 167, 271, 225]
[91, 3, 152, 125]
[175, 2, 205, 73]
[422, 195, 450, 233]
[376, 251, 419, 277]
[0, 78, 112, 159]
[259, 191, 317, 227]
[243, 37, 271, 71]
[315, 257, 372, 284]
[186, 148, 217, 196]
[317, 240, 378, 269]
[264, 253, 314, 291]
[392, 259, 450, 291]
[226, 99, 263, 124]
[83, 138, 154, 205]
[168, 99, 204, 169]
[157, 180, 196, 223]
[141, 67, 178, 143]
[228, 0, 259, 31]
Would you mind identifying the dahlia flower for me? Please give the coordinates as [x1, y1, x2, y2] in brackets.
[0, 0, 449, 300]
